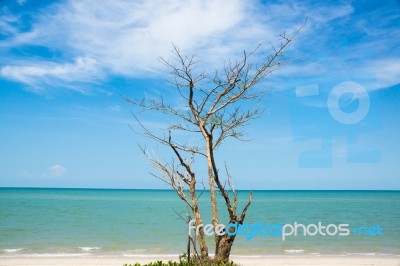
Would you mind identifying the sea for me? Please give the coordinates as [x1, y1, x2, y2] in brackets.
[0, 188, 399, 257]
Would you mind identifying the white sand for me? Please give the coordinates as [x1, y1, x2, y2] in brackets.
[0, 256, 399, 266]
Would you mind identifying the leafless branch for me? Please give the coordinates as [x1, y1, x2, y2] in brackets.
[125, 22, 305, 261]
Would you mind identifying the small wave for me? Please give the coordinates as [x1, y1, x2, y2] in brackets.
[345, 252, 376, 256]
[79, 247, 101, 251]
[31, 253, 90, 257]
[0, 253, 90, 258]
[2, 249, 23, 253]
[130, 248, 147, 253]
[230, 255, 266, 258]
[123, 254, 178, 258]
[284, 249, 304, 253]
[124, 248, 169, 255]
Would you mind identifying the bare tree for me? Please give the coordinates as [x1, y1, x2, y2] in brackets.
[126, 25, 303, 263]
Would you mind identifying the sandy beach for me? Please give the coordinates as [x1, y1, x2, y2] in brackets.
[0, 255, 399, 266]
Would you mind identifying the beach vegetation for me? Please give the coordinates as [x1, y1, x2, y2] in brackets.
[123, 254, 238, 266]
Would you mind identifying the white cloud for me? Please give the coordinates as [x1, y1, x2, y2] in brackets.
[47, 164, 67, 177]
[17, 0, 26, 6]
[0, 0, 295, 90]
[2, 0, 397, 92]
[108, 105, 121, 111]
[0, 57, 100, 92]
[372, 59, 400, 89]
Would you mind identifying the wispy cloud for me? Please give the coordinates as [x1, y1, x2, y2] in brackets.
[0, 0, 398, 92]
[1, 0, 269, 90]
[0, 57, 101, 92]
[0, 0, 311, 91]
[47, 164, 67, 178]
[372, 59, 400, 89]
[17, 0, 26, 6]
[108, 105, 121, 112]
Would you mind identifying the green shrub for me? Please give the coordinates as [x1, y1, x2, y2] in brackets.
[123, 254, 238, 266]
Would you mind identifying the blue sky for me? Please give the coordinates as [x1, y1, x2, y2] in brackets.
[0, 0, 399, 189]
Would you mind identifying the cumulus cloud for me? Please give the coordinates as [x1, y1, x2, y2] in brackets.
[47, 164, 67, 177]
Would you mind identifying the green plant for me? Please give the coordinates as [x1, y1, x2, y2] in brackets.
[123, 257, 238, 266]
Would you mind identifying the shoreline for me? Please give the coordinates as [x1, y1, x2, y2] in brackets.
[1, 255, 399, 266]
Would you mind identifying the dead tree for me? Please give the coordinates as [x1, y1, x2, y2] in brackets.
[126, 25, 303, 262]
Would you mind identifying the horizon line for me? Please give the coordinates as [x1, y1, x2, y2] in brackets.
[1, 186, 399, 191]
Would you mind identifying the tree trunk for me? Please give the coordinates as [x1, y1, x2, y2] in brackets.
[204, 135, 220, 239]
[189, 182, 208, 258]
[214, 234, 235, 262]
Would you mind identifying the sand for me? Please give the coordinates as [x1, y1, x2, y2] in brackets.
[0, 255, 399, 266]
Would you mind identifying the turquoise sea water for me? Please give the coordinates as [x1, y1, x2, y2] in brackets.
[0, 188, 399, 256]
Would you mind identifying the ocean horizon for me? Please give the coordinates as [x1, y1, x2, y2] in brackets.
[1, 188, 399, 257]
